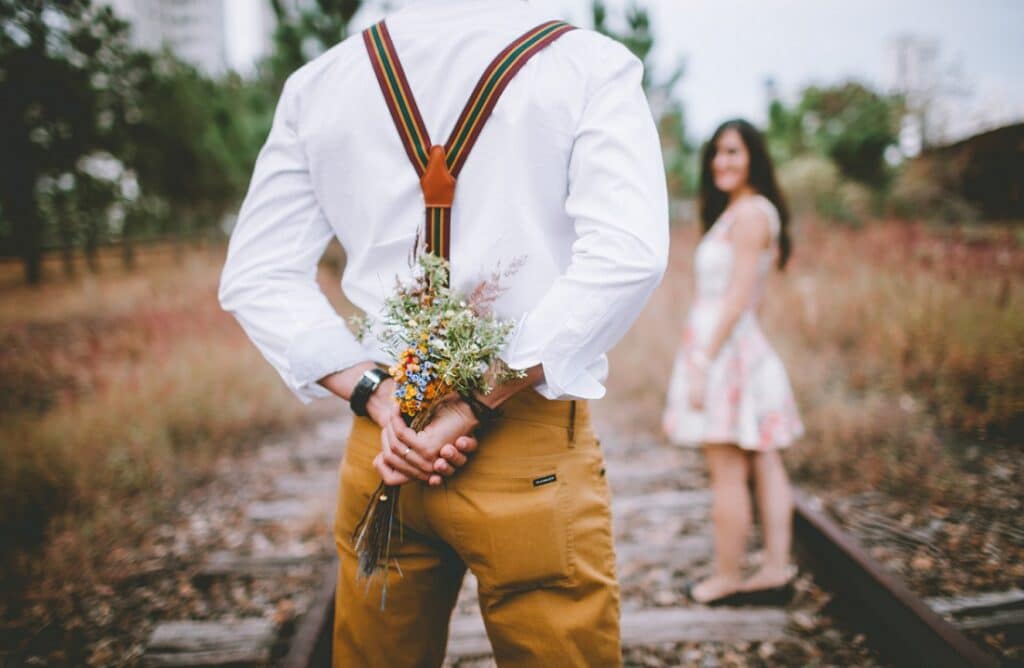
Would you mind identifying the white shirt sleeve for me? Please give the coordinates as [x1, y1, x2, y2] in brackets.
[218, 76, 368, 404]
[502, 44, 670, 400]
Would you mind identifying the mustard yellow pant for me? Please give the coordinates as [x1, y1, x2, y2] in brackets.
[332, 391, 621, 667]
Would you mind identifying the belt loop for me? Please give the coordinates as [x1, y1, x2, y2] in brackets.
[568, 400, 576, 446]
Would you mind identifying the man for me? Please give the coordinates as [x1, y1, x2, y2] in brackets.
[219, 0, 668, 664]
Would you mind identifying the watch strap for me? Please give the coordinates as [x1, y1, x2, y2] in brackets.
[350, 368, 389, 417]
[460, 391, 501, 429]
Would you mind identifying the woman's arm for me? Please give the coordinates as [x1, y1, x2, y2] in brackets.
[688, 202, 772, 408]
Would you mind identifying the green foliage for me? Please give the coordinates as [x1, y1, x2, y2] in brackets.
[0, 0, 308, 284]
[766, 81, 902, 188]
[801, 82, 901, 187]
[128, 57, 267, 229]
[766, 99, 806, 164]
[778, 155, 878, 225]
[591, 0, 654, 86]
[266, 0, 362, 93]
[0, 0, 127, 281]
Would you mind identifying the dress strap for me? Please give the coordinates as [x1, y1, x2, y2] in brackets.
[363, 19, 575, 264]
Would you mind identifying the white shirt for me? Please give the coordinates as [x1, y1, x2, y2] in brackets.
[219, 0, 670, 404]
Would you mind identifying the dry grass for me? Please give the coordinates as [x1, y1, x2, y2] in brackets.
[0, 242, 352, 590]
[598, 216, 1023, 502]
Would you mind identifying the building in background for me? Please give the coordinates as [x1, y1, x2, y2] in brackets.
[104, 0, 229, 76]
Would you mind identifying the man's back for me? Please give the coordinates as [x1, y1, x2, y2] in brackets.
[219, 3, 669, 665]
[222, 0, 668, 402]
[296, 1, 627, 280]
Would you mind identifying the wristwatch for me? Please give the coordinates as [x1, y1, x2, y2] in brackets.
[350, 368, 389, 417]
[460, 391, 501, 429]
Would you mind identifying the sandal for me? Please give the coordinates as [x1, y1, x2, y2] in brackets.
[737, 567, 798, 606]
[683, 580, 748, 607]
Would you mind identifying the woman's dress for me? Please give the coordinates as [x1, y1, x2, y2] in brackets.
[662, 195, 804, 450]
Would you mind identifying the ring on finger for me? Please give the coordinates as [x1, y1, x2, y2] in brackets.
[402, 446, 412, 459]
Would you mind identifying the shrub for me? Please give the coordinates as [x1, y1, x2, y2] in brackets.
[888, 159, 979, 224]
[778, 155, 876, 224]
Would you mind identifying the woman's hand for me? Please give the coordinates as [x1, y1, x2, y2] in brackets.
[687, 351, 710, 411]
[688, 367, 707, 411]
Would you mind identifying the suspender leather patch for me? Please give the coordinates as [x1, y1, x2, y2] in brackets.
[532, 474, 557, 487]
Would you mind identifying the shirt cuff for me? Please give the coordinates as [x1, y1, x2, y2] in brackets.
[503, 315, 608, 401]
[286, 322, 372, 404]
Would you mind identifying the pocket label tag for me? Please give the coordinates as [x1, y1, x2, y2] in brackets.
[532, 474, 557, 487]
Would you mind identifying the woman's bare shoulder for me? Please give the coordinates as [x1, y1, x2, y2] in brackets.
[725, 198, 773, 249]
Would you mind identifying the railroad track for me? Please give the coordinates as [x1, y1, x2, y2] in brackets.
[792, 494, 1005, 668]
[139, 418, 1017, 667]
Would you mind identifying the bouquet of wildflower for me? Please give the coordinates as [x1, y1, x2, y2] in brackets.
[349, 253, 523, 593]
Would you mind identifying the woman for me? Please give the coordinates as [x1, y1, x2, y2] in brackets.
[662, 119, 804, 606]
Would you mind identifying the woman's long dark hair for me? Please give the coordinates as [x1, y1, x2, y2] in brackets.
[699, 119, 792, 269]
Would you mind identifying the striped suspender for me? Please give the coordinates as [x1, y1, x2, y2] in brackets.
[364, 20, 575, 263]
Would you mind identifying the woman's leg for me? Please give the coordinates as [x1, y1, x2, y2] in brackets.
[745, 449, 795, 589]
[691, 443, 751, 602]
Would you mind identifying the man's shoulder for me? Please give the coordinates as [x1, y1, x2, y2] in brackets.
[283, 32, 364, 95]
[507, 6, 642, 73]
[282, 10, 641, 100]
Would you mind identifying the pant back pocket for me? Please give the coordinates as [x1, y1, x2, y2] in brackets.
[454, 462, 573, 593]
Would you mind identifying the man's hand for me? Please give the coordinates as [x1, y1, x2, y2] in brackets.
[369, 391, 478, 486]
[372, 434, 477, 487]
[378, 397, 479, 486]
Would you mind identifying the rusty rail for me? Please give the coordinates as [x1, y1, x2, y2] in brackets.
[282, 561, 336, 668]
[793, 492, 999, 668]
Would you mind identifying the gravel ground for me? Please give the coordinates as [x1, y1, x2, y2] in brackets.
[819, 444, 1024, 662]
[0, 421, 343, 667]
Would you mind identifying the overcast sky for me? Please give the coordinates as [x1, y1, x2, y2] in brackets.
[225, 0, 1024, 142]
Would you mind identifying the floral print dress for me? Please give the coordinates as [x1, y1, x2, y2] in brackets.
[662, 195, 804, 450]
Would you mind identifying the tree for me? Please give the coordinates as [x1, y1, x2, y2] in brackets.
[128, 56, 251, 248]
[591, 1, 695, 197]
[266, 0, 362, 94]
[0, 0, 153, 282]
[800, 82, 901, 187]
[765, 81, 902, 188]
[0, 1, 96, 283]
[591, 1, 654, 86]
